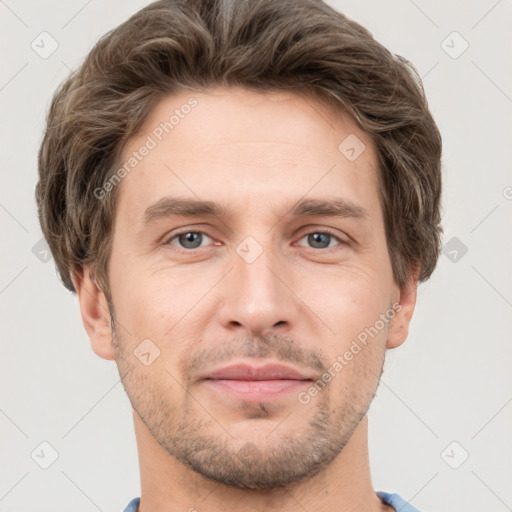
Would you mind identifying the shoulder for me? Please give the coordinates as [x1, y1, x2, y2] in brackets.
[377, 491, 423, 512]
[122, 497, 140, 512]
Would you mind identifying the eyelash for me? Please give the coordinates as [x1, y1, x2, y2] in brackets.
[163, 228, 348, 251]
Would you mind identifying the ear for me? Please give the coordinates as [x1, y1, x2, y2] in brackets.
[386, 265, 420, 350]
[71, 267, 115, 360]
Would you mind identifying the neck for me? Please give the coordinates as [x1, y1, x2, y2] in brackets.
[133, 412, 390, 512]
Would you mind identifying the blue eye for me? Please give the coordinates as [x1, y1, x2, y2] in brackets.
[166, 231, 213, 249]
[298, 231, 345, 249]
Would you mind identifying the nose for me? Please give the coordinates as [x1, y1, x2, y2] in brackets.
[216, 241, 299, 336]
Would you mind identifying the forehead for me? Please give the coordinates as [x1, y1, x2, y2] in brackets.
[114, 86, 382, 225]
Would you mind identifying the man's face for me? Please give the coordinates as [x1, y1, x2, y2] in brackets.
[107, 87, 401, 489]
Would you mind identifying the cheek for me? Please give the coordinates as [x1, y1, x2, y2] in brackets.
[113, 268, 209, 346]
[303, 271, 389, 341]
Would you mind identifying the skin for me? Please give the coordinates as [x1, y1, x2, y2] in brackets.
[72, 86, 418, 512]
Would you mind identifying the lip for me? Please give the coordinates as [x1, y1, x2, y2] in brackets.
[199, 362, 314, 401]
[200, 362, 313, 381]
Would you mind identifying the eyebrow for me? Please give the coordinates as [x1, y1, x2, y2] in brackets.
[142, 196, 369, 226]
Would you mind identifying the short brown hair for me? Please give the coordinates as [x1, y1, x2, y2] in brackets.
[36, 0, 442, 302]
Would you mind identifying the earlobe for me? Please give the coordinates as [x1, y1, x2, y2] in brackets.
[386, 266, 420, 350]
[71, 267, 116, 360]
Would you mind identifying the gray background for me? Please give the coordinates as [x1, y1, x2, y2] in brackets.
[1, 1, 511, 511]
